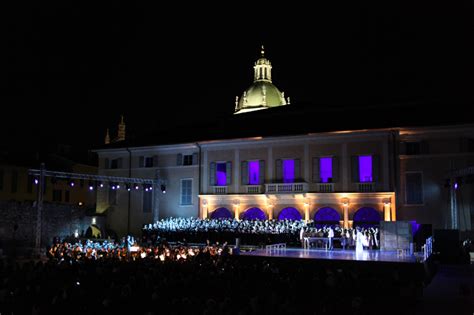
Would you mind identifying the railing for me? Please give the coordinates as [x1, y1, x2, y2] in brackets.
[357, 182, 375, 192]
[422, 236, 433, 261]
[265, 243, 287, 251]
[211, 186, 228, 194]
[244, 185, 263, 194]
[265, 182, 308, 193]
[316, 183, 335, 192]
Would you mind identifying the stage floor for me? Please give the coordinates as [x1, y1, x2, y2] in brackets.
[240, 248, 423, 264]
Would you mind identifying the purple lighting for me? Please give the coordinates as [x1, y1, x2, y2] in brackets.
[248, 161, 259, 185]
[34, 179, 39, 185]
[283, 159, 294, 183]
[454, 182, 458, 190]
[359, 155, 373, 182]
[210, 207, 233, 219]
[353, 207, 381, 227]
[216, 162, 227, 186]
[320, 157, 332, 183]
[241, 207, 266, 220]
[278, 207, 302, 220]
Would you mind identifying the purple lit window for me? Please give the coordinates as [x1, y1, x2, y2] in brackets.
[359, 155, 373, 182]
[241, 207, 266, 220]
[248, 161, 259, 185]
[216, 162, 227, 186]
[320, 157, 332, 183]
[283, 159, 294, 183]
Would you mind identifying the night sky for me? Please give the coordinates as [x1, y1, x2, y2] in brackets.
[2, 2, 473, 152]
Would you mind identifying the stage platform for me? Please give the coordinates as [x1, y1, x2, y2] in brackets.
[240, 248, 424, 264]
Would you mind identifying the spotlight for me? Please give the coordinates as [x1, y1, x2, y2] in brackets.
[111, 184, 116, 190]
[69, 180, 75, 187]
[99, 182, 104, 188]
[34, 178, 39, 185]
[126, 184, 131, 192]
[134, 184, 139, 190]
[454, 182, 458, 190]
[88, 181, 95, 191]
[161, 184, 166, 194]
[116, 184, 120, 189]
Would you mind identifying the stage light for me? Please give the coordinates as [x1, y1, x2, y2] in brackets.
[134, 184, 139, 190]
[69, 180, 75, 187]
[34, 178, 39, 185]
[454, 182, 458, 190]
[78, 202, 83, 206]
[116, 184, 120, 189]
[111, 184, 116, 190]
[161, 184, 166, 194]
[98, 182, 104, 188]
[126, 184, 131, 191]
[89, 185, 94, 191]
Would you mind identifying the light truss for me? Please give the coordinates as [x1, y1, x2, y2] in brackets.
[28, 169, 157, 185]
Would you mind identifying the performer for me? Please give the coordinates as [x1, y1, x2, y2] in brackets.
[355, 228, 363, 254]
[327, 226, 334, 250]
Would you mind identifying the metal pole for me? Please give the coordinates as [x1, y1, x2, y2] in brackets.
[35, 163, 45, 255]
[450, 178, 458, 229]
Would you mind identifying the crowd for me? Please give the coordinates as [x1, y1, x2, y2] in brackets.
[143, 217, 380, 249]
[0, 245, 421, 315]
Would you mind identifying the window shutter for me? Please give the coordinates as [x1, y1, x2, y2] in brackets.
[241, 161, 248, 185]
[420, 141, 429, 154]
[372, 155, 380, 182]
[209, 162, 216, 185]
[294, 159, 301, 181]
[332, 156, 339, 183]
[139, 156, 144, 168]
[117, 158, 123, 169]
[259, 160, 265, 184]
[153, 155, 159, 167]
[177, 153, 183, 166]
[312, 157, 320, 183]
[192, 152, 198, 165]
[275, 159, 282, 182]
[399, 142, 407, 155]
[226, 161, 232, 185]
[351, 156, 359, 182]
[104, 158, 109, 169]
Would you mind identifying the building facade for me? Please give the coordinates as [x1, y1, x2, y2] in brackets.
[94, 50, 474, 237]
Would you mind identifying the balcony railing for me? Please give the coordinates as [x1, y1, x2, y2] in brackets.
[265, 182, 308, 193]
[357, 182, 375, 192]
[316, 183, 335, 193]
[211, 186, 228, 194]
[244, 185, 263, 194]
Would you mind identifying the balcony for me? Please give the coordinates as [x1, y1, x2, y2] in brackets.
[265, 182, 308, 194]
[357, 182, 375, 192]
[211, 186, 228, 194]
[244, 185, 263, 194]
[316, 183, 335, 193]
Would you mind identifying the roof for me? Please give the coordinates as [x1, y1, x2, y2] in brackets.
[96, 97, 474, 150]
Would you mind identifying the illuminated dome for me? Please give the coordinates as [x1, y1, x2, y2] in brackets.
[234, 46, 290, 114]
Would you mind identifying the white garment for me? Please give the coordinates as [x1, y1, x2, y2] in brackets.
[356, 231, 363, 253]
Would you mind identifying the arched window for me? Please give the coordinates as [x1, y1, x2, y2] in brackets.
[314, 207, 340, 227]
[210, 207, 233, 220]
[278, 207, 302, 220]
[241, 207, 266, 220]
[353, 207, 381, 227]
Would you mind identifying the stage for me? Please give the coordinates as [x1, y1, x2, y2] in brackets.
[240, 247, 424, 264]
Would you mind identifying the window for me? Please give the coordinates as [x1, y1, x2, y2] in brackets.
[283, 159, 295, 183]
[216, 162, 227, 186]
[53, 189, 62, 202]
[108, 187, 117, 205]
[180, 179, 193, 205]
[11, 170, 18, 193]
[319, 157, 333, 183]
[145, 157, 154, 167]
[110, 159, 119, 169]
[183, 154, 193, 166]
[406, 172, 423, 205]
[405, 142, 421, 155]
[248, 161, 259, 185]
[65, 190, 70, 203]
[143, 190, 152, 213]
[359, 156, 373, 182]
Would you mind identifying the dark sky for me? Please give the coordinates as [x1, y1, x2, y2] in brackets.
[2, 2, 473, 151]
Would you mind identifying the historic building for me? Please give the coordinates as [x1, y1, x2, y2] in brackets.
[95, 50, 474, 237]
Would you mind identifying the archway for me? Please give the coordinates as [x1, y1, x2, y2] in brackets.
[353, 207, 381, 227]
[278, 207, 302, 220]
[210, 207, 233, 219]
[314, 207, 340, 227]
[241, 207, 267, 220]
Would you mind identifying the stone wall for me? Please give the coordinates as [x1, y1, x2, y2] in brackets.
[0, 201, 91, 248]
[379, 221, 413, 251]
